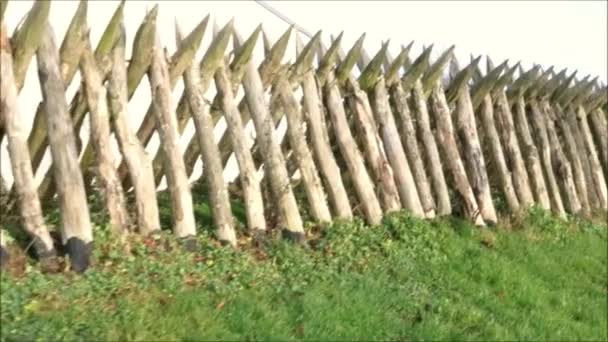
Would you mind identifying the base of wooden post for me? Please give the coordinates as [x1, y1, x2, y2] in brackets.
[181, 236, 198, 252]
[0, 246, 9, 269]
[66, 238, 93, 273]
[281, 229, 307, 246]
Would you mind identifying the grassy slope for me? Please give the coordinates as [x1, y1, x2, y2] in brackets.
[0, 190, 607, 341]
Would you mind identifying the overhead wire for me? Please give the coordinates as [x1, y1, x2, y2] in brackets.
[253, 0, 313, 38]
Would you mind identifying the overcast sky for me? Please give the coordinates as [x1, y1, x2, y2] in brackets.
[2, 0, 607, 185]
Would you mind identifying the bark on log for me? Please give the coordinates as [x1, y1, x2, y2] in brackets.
[523, 98, 566, 217]
[182, 44, 237, 246]
[148, 32, 197, 239]
[564, 109, 600, 210]
[80, 39, 130, 236]
[453, 85, 498, 224]
[478, 94, 520, 213]
[300, 71, 353, 219]
[276, 76, 332, 223]
[370, 78, 426, 217]
[576, 106, 608, 210]
[241, 57, 305, 239]
[1, 24, 57, 262]
[107, 31, 161, 235]
[389, 82, 440, 217]
[0, 229, 8, 269]
[324, 74, 384, 225]
[588, 108, 608, 175]
[409, 80, 452, 216]
[250, 92, 288, 171]
[344, 78, 401, 213]
[37, 24, 93, 272]
[505, 94, 549, 209]
[550, 104, 590, 214]
[536, 101, 581, 214]
[214, 66, 267, 232]
[428, 82, 485, 226]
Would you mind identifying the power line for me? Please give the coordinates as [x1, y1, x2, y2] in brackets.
[254, 0, 313, 38]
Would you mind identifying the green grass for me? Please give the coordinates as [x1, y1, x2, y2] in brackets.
[1, 201, 607, 341]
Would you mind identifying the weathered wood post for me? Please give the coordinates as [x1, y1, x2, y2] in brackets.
[343, 42, 401, 213]
[273, 32, 332, 223]
[2, 0, 51, 146]
[445, 57, 498, 224]
[538, 100, 582, 214]
[107, 27, 161, 235]
[210, 25, 268, 173]
[186, 26, 288, 180]
[479, 93, 520, 213]
[276, 75, 332, 223]
[324, 39, 383, 224]
[36, 1, 124, 195]
[491, 64, 540, 209]
[36, 1, 127, 201]
[372, 76, 426, 217]
[299, 36, 353, 219]
[550, 103, 590, 214]
[359, 45, 425, 217]
[563, 106, 599, 210]
[37, 23, 93, 272]
[576, 105, 608, 210]
[214, 65, 268, 234]
[178, 23, 237, 246]
[150, 18, 232, 186]
[540, 71, 589, 213]
[471, 61, 521, 214]
[241, 34, 306, 241]
[117, 14, 209, 188]
[148, 29, 197, 244]
[20, 0, 88, 199]
[225, 27, 304, 187]
[1, 23, 58, 269]
[9, 0, 50, 92]
[523, 97, 566, 217]
[589, 108, 608, 174]
[407, 46, 453, 216]
[0, 229, 8, 269]
[552, 77, 597, 209]
[385, 46, 437, 217]
[80, 38, 131, 236]
[428, 75, 485, 226]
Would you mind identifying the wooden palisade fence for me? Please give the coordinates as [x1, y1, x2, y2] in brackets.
[0, 0, 606, 272]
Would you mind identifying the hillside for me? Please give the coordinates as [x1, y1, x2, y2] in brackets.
[1, 194, 606, 341]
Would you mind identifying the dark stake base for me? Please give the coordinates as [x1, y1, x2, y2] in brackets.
[0, 246, 9, 269]
[181, 236, 198, 252]
[66, 238, 93, 273]
[218, 239, 233, 247]
[281, 229, 307, 247]
[251, 229, 269, 246]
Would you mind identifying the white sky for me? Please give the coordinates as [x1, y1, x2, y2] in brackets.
[2, 0, 607, 186]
